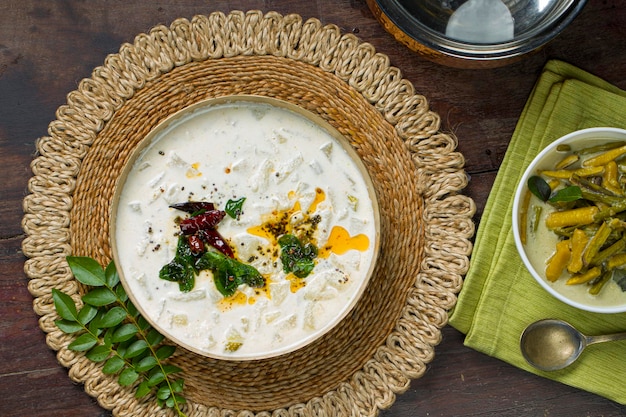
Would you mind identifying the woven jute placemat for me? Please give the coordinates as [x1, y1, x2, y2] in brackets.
[22, 10, 475, 417]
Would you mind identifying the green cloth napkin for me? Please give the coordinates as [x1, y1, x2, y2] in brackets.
[449, 60, 626, 404]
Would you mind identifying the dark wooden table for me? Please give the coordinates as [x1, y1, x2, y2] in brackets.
[2, 1, 626, 416]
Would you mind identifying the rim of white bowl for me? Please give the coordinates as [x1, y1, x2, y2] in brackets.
[512, 127, 626, 314]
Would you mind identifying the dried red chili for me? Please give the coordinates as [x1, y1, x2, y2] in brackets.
[179, 210, 226, 235]
[199, 228, 234, 258]
[187, 234, 205, 254]
[169, 201, 216, 214]
[171, 200, 235, 258]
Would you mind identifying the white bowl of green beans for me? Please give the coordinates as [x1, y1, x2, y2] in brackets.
[513, 127, 626, 313]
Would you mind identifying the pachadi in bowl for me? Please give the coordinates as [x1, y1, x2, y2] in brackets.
[110, 96, 380, 359]
[513, 127, 626, 313]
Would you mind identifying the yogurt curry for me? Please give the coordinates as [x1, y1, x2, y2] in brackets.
[113, 99, 379, 359]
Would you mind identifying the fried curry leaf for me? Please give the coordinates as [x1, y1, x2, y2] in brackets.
[195, 250, 265, 297]
[549, 185, 583, 203]
[527, 175, 552, 202]
[278, 234, 318, 278]
[225, 197, 246, 219]
[159, 236, 201, 292]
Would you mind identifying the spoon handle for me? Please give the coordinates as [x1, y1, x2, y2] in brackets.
[587, 331, 626, 345]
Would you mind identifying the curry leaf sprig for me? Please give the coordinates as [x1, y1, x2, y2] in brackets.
[52, 256, 187, 416]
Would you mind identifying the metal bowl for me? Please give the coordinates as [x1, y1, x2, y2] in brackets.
[367, 0, 587, 68]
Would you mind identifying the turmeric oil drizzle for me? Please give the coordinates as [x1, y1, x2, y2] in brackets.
[218, 291, 249, 312]
[248, 187, 369, 259]
[247, 187, 326, 246]
[217, 276, 273, 311]
[319, 225, 370, 258]
[245, 188, 370, 294]
[308, 187, 325, 213]
[246, 223, 276, 243]
[287, 273, 307, 293]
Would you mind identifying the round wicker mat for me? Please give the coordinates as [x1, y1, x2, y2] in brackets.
[22, 10, 475, 417]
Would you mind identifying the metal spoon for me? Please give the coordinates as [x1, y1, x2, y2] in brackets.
[520, 319, 626, 371]
[445, 0, 514, 43]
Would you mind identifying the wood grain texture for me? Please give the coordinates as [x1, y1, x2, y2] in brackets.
[2, 1, 626, 416]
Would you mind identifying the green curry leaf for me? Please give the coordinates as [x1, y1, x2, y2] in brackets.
[67, 256, 107, 286]
[82, 287, 117, 307]
[527, 175, 552, 202]
[278, 234, 318, 278]
[55, 319, 84, 334]
[68, 332, 98, 352]
[549, 185, 583, 203]
[225, 197, 246, 219]
[195, 250, 265, 297]
[51, 288, 79, 322]
[159, 235, 199, 292]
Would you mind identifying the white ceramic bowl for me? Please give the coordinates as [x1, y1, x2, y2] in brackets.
[512, 127, 626, 314]
[110, 96, 380, 359]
